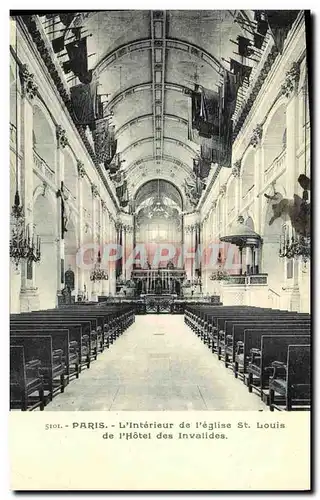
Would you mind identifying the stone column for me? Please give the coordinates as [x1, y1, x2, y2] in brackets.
[77, 161, 86, 297]
[231, 160, 241, 217]
[122, 224, 127, 280]
[90, 183, 99, 300]
[219, 184, 227, 233]
[283, 62, 300, 198]
[108, 214, 116, 295]
[19, 64, 40, 311]
[249, 124, 263, 235]
[283, 62, 301, 308]
[101, 201, 109, 296]
[55, 125, 68, 300]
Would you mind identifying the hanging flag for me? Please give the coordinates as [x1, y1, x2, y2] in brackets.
[219, 72, 238, 168]
[71, 27, 82, 40]
[199, 87, 220, 138]
[223, 70, 238, 118]
[65, 38, 88, 73]
[62, 61, 72, 74]
[193, 157, 211, 180]
[92, 118, 110, 164]
[104, 127, 117, 168]
[65, 38, 92, 83]
[70, 81, 98, 127]
[109, 153, 122, 174]
[238, 36, 254, 57]
[52, 35, 65, 54]
[79, 70, 93, 85]
[265, 11, 299, 53]
[230, 59, 252, 85]
[253, 32, 264, 49]
[187, 94, 201, 145]
[191, 91, 202, 130]
[116, 225, 122, 278]
[59, 13, 75, 27]
[257, 19, 268, 36]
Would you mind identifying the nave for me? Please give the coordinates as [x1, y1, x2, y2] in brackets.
[45, 315, 264, 411]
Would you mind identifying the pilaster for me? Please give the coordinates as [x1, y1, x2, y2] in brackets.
[19, 63, 40, 311]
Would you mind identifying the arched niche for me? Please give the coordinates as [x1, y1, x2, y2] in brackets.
[263, 102, 287, 172]
[64, 148, 78, 200]
[241, 149, 255, 199]
[33, 103, 56, 170]
[33, 192, 57, 310]
[134, 180, 183, 268]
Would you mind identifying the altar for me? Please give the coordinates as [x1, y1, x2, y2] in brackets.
[141, 294, 175, 313]
[131, 269, 186, 295]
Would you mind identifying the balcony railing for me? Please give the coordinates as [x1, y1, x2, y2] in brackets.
[264, 150, 286, 183]
[224, 274, 268, 286]
[242, 185, 254, 206]
[64, 184, 77, 204]
[33, 149, 55, 183]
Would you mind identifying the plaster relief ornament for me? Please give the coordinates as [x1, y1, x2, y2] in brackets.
[56, 125, 69, 149]
[250, 124, 263, 148]
[20, 64, 38, 100]
[77, 161, 86, 178]
[232, 160, 242, 178]
[281, 62, 301, 98]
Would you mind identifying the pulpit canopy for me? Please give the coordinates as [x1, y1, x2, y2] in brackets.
[220, 216, 261, 248]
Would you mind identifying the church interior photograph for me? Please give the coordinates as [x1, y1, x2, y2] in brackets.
[9, 10, 311, 412]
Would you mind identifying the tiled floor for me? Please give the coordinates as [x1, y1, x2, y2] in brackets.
[47, 315, 265, 411]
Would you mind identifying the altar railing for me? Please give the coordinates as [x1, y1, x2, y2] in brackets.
[131, 268, 186, 294]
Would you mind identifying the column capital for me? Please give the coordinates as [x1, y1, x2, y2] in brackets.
[19, 63, 38, 100]
[77, 160, 86, 178]
[101, 200, 107, 211]
[219, 184, 227, 197]
[56, 125, 69, 149]
[249, 124, 263, 148]
[232, 159, 242, 178]
[281, 62, 300, 98]
[91, 183, 99, 198]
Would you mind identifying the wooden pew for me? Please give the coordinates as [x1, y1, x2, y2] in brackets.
[210, 312, 307, 357]
[10, 334, 66, 402]
[10, 345, 45, 411]
[11, 327, 80, 383]
[226, 319, 311, 373]
[10, 319, 92, 369]
[11, 315, 98, 363]
[269, 344, 311, 411]
[246, 333, 310, 400]
[11, 304, 134, 351]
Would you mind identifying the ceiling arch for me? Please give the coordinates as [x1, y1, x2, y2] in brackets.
[115, 113, 188, 139]
[62, 10, 257, 202]
[93, 37, 224, 77]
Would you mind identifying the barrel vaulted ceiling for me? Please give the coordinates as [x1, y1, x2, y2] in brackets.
[66, 10, 255, 203]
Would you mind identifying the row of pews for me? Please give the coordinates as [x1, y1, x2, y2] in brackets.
[10, 303, 135, 411]
[184, 305, 311, 411]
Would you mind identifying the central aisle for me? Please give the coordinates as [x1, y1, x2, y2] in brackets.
[47, 315, 265, 411]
